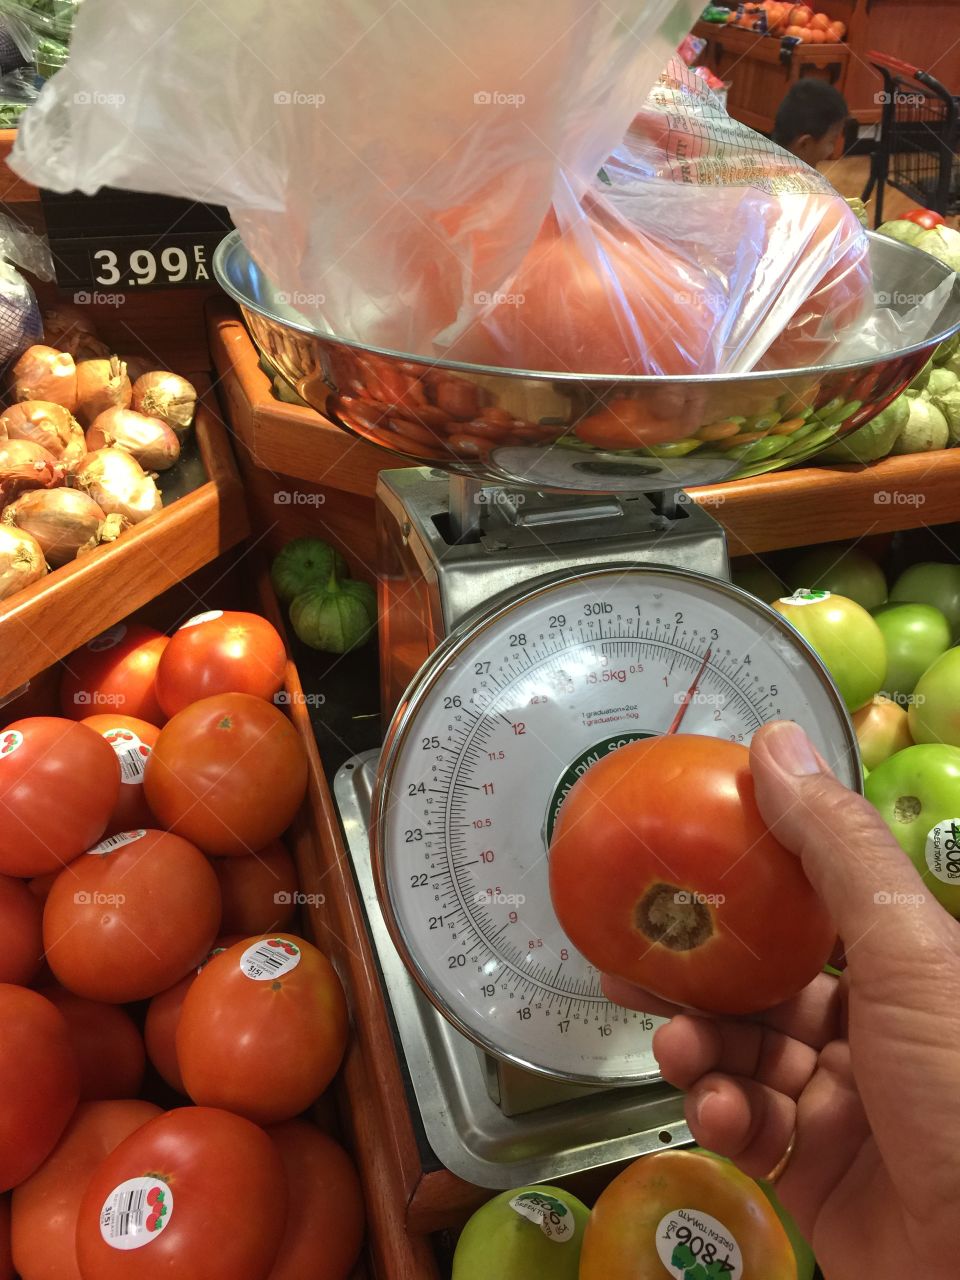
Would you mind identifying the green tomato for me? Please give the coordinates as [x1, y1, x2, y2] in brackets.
[872, 603, 951, 701]
[772, 590, 887, 712]
[788, 544, 887, 611]
[289, 576, 376, 653]
[271, 537, 348, 603]
[852, 694, 913, 770]
[909, 648, 960, 747]
[890, 563, 960, 641]
[731, 560, 786, 604]
[864, 744, 960, 916]
[452, 1185, 588, 1280]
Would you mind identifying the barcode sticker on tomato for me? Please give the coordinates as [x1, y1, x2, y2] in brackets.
[179, 610, 224, 629]
[101, 728, 151, 784]
[240, 938, 301, 980]
[89, 829, 147, 855]
[655, 1208, 742, 1279]
[925, 820, 960, 884]
[0, 730, 23, 758]
[87, 624, 128, 652]
[100, 1177, 173, 1250]
[509, 1191, 577, 1242]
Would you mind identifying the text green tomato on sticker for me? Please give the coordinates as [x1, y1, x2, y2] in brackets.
[772, 590, 886, 712]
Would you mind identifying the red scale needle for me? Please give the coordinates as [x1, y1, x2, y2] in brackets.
[665, 646, 713, 735]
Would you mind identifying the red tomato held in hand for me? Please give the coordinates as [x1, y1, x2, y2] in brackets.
[11, 1099, 161, 1280]
[0, 718, 120, 876]
[81, 714, 160, 836]
[267, 1121, 365, 1280]
[212, 841, 299, 935]
[155, 611, 287, 718]
[75, 1107, 287, 1280]
[901, 208, 946, 229]
[40, 988, 145, 1101]
[60, 624, 169, 726]
[0, 985, 79, 1191]
[144, 936, 244, 1095]
[144, 694, 308, 856]
[549, 735, 835, 1015]
[43, 829, 221, 1003]
[0, 873, 42, 985]
[177, 935, 349, 1124]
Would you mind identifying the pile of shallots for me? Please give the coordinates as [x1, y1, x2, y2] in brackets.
[0, 305, 198, 602]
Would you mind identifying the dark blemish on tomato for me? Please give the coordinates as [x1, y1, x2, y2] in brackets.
[634, 882, 713, 951]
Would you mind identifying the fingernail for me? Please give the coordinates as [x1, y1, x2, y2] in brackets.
[766, 721, 821, 777]
[694, 1088, 717, 1126]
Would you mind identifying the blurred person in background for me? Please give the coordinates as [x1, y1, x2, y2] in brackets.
[773, 79, 849, 167]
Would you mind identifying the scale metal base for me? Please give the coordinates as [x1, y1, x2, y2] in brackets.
[335, 750, 690, 1189]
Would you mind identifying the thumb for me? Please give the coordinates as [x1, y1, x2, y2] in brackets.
[749, 721, 956, 968]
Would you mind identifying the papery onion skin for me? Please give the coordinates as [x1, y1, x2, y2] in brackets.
[131, 372, 197, 434]
[2, 488, 109, 567]
[0, 401, 85, 466]
[0, 524, 46, 600]
[120, 354, 156, 384]
[74, 448, 162, 524]
[0, 440, 62, 507]
[11, 346, 78, 413]
[86, 408, 180, 471]
[42, 306, 112, 362]
[75, 357, 132, 427]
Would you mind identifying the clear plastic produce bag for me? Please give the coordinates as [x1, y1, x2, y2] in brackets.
[7, 0, 931, 376]
[0, 211, 52, 364]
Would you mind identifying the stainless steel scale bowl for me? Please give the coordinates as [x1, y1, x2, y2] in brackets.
[215, 230, 960, 1188]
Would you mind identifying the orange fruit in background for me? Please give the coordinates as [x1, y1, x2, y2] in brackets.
[790, 3, 812, 24]
[579, 1150, 797, 1280]
[809, 11, 830, 29]
[829, 20, 846, 38]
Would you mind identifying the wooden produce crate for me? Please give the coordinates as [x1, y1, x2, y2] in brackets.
[0, 383, 249, 701]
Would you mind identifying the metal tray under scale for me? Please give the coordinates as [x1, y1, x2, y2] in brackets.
[334, 750, 690, 1189]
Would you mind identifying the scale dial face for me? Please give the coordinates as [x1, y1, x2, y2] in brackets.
[373, 566, 860, 1085]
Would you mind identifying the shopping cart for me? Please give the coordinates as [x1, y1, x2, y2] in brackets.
[860, 51, 960, 227]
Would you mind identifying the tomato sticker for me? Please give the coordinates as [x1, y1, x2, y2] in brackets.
[101, 728, 151, 784]
[87, 624, 128, 652]
[655, 1208, 742, 1280]
[508, 1191, 577, 1243]
[99, 1176, 173, 1250]
[0, 730, 23, 758]
[778, 589, 830, 606]
[925, 820, 960, 885]
[89, 830, 147, 855]
[240, 938, 301, 980]
[180, 610, 223, 629]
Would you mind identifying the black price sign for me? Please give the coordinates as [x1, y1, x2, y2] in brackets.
[40, 188, 233, 293]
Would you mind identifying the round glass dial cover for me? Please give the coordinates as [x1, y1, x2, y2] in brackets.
[373, 566, 860, 1085]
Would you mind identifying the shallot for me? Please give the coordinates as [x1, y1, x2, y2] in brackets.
[0, 440, 62, 507]
[11, 346, 78, 413]
[86, 408, 180, 471]
[0, 525, 46, 600]
[75, 356, 131, 427]
[120, 354, 156, 384]
[74, 449, 162, 524]
[1, 401, 86, 470]
[2, 488, 124, 567]
[132, 372, 197, 436]
[42, 305, 111, 361]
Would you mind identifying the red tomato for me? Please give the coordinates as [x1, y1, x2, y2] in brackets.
[549, 735, 835, 1015]
[143, 936, 244, 1095]
[0, 873, 42, 985]
[60, 624, 169, 725]
[267, 1121, 365, 1280]
[0, 985, 79, 1191]
[81, 714, 160, 835]
[0, 1195, 11, 1280]
[40, 988, 145, 1101]
[902, 208, 946, 229]
[177, 935, 349, 1124]
[212, 841, 298, 935]
[43, 829, 221, 1003]
[11, 1100, 160, 1280]
[75, 1107, 287, 1280]
[0, 718, 121, 876]
[144, 694, 308, 856]
[154, 611, 287, 718]
[27, 871, 58, 903]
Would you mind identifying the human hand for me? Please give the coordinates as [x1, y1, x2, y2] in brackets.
[603, 720, 960, 1280]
